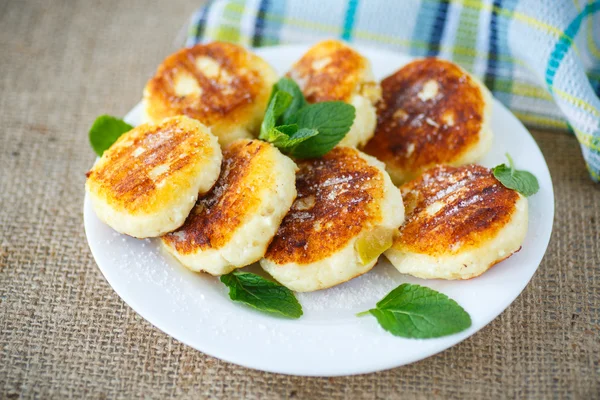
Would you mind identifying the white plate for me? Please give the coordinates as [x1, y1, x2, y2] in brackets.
[84, 45, 554, 376]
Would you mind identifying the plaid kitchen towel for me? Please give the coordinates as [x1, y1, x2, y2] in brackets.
[185, 0, 600, 182]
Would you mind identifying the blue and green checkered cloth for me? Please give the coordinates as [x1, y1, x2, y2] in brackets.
[185, 0, 600, 182]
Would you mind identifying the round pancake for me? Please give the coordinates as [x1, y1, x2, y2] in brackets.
[364, 58, 493, 185]
[144, 42, 278, 146]
[162, 139, 297, 276]
[260, 147, 404, 292]
[385, 164, 528, 280]
[287, 40, 381, 147]
[86, 116, 222, 238]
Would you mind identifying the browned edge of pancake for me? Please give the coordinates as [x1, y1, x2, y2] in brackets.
[287, 40, 366, 103]
[162, 139, 275, 254]
[145, 42, 268, 124]
[364, 58, 485, 173]
[265, 147, 385, 265]
[395, 164, 520, 256]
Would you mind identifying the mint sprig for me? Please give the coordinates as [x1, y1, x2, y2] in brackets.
[270, 77, 307, 123]
[269, 127, 319, 149]
[220, 271, 303, 319]
[286, 101, 356, 158]
[357, 284, 471, 338]
[260, 78, 355, 159]
[492, 153, 539, 197]
[89, 115, 133, 156]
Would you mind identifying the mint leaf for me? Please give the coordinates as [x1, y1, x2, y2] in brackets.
[259, 86, 320, 151]
[270, 127, 319, 149]
[492, 153, 539, 197]
[289, 128, 319, 141]
[89, 115, 133, 156]
[357, 284, 471, 338]
[259, 91, 292, 141]
[274, 124, 299, 136]
[220, 271, 303, 319]
[271, 77, 307, 124]
[259, 78, 355, 158]
[262, 124, 318, 149]
[286, 101, 355, 159]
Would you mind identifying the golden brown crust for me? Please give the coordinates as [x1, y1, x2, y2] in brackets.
[86, 116, 216, 215]
[394, 164, 520, 256]
[364, 58, 486, 177]
[265, 147, 384, 264]
[162, 139, 276, 253]
[144, 42, 273, 126]
[286, 40, 368, 103]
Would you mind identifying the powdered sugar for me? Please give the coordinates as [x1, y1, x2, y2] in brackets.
[297, 262, 403, 313]
[99, 223, 405, 322]
[321, 175, 355, 187]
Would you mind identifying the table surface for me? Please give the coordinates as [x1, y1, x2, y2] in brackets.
[1, 0, 599, 398]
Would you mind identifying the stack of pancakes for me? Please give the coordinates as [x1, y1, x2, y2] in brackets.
[86, 40, 529, 292]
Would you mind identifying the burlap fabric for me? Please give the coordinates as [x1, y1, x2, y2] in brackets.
[1, 0, 599, 398]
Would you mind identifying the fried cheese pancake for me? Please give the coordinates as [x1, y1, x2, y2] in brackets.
[260, 147, 404, 292]
[162, 139, 297, 276]
[385, 164, 528, 280]
[144, 42, 278, 146]
[86, 116, 222, 238]
[287, 40, 381, 148]
[364, 58, 493, 185]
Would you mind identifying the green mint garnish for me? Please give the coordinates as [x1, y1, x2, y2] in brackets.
[269, 127, 319, 149]
[260, 78, 355, 159]
[220, 271, 303, 319]
[357, 283, 471, 339]
[89, 115, 133, 156]
[270, 77, 307, 123]
[285, 101, 355, 158]
[260, 90, 292, 139]
[492, 153, 540, 197]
